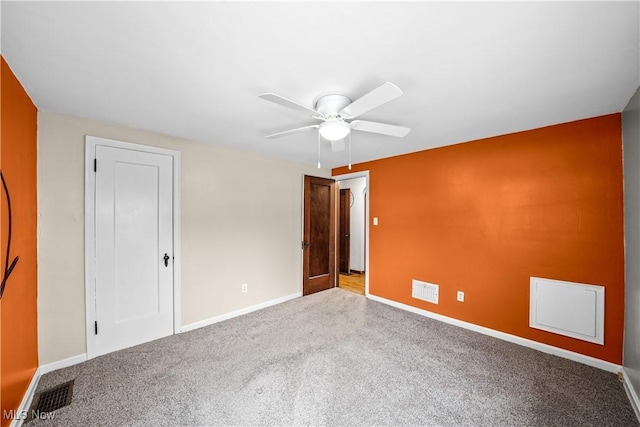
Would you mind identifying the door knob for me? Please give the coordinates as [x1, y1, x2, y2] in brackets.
[163, 253, 170, 267]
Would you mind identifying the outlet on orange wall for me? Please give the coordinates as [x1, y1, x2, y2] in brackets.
[334, 114, 624, 364]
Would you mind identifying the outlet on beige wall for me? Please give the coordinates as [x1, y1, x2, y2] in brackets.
[37, 111, 329, 365]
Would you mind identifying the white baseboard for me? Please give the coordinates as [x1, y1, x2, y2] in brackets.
[367, 293, 621, 373]
[10, 367, 41, 427]
[622, 368, 640, 422]
[34, 293, 302, 375]
[8, 353, 88, 426]
[181, 292, 302, 333]
[39, 353, 88, 375]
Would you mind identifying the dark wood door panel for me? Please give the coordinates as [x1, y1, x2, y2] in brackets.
[310, 183, 331, 277]
[303, 175, 336, 296]
[339, 188, 350, 274]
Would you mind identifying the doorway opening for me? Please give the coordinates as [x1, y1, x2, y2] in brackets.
[334, 171, 369, 296]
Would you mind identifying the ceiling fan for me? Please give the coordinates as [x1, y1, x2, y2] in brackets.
[258, 82, 411, 152]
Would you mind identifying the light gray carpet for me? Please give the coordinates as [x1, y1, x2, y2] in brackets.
[30, 288, 638, 426]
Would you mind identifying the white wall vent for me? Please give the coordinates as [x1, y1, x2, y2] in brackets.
[412, 279, 439, 304]
[530, 277, 605, 345]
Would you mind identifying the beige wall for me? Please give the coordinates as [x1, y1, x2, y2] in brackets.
[38, 111, 329, 365]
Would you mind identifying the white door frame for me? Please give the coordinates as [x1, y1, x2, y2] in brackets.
[84, 135, 182, 359]
[332, 170, 370, 296]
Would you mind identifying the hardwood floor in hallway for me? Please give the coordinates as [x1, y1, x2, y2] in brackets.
[338, 272, 365, 295]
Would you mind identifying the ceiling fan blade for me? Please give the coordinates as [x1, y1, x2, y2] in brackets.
[265, 125, 319, 139]
[259, 93, 318, 116]
[350, 120, 411, 137]
[339, 82, 403, 119]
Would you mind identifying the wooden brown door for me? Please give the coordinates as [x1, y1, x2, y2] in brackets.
[339, 188, 350, 274]
[303, 175, 336, 295]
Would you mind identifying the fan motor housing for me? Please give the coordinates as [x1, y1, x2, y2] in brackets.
[314, 94, 352, 116]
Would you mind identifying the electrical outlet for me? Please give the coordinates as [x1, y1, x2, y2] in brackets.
[457, 291, 464, 302]
[242, 283, 248, 293]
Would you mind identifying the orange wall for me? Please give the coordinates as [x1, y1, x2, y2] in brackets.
[0, 56, 38, 426]
[334, 114, 624, 364]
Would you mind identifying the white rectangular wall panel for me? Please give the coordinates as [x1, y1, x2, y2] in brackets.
[530, 277, 604, 345]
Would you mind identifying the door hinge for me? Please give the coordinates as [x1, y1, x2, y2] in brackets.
[94, 320, 98, 335]
[301, 240, 309, 250]
[94, 158, 97, 172]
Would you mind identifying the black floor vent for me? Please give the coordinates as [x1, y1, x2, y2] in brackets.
[27, 380, 74, 421]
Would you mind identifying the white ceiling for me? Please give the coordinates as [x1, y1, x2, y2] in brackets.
[2, 1, 639, 168]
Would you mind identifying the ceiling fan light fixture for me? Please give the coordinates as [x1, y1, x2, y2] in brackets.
[319, 120, 350, 141]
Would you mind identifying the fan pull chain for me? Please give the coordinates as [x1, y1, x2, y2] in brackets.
[348, 132, 352, 170]
[317, 133, 321, 169]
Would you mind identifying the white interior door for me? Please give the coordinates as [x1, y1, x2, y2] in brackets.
[93, 144, 174, 357]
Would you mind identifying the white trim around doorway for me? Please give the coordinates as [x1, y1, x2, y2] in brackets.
[332, 170, 370, 296]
